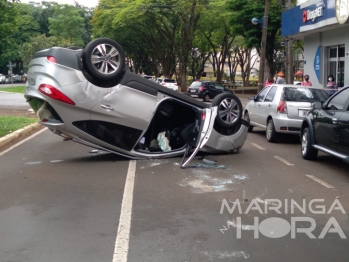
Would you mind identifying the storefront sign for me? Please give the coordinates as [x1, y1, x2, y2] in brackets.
[314, 46, 322, 83]
[303, 5, 325, 22]
[336, 0, 349, 24]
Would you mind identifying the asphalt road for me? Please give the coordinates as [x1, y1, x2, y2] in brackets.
[0, 92, 29, 110]
[1, 128, 348, 262]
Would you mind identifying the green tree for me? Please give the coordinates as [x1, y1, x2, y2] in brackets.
[49, 4, 85, 46]
[227, 0, 285, 78]
[198, 0, 236, 83]
[19, 34, 61, 68]
[92, 0, 208, 91]
[74, 1, 94, 45]
[26, 1, 58, 36]
[0, 0, 19, 73]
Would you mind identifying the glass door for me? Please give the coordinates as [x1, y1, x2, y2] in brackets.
[327, 45, 345, 88]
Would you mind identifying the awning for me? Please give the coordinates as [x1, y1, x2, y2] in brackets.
[295, 70, 303, 76]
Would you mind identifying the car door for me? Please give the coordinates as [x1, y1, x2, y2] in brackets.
[336, 93, 349, 155]
[89, 84, 158, 150]
[249, 87, 270, 126]
[214, 82, 225, 96]
[206, 82, 216, 97]
[258, 86, 278, 126]
[314, 88, 349, 149]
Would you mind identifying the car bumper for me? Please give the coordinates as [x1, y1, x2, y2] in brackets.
[201, 120, 249, 153]
[273, 115, 302, 134]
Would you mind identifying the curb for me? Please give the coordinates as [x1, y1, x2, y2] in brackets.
[0, 122, 42, 148]
[0, 91, 23, 94]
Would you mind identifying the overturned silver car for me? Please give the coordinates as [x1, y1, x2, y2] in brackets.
[24, 38, 248, 167]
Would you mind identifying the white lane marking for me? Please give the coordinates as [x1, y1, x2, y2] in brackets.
[251, 143, 266, 150]
[113, 160, 136, 262]
[306, 174, 335, 189]
[274, 156, 294, 166]
[0, 128, 47, 157]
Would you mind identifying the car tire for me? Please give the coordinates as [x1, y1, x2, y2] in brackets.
[266, 119, 278, 142]
[301, 127, 318, 160]
[244, 112, 253, 132]
[82, 38, 125, 81]
[203, 93, 211, 102]
[212, 93, 243, 129]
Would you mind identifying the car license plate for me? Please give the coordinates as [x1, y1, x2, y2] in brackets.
[190, 90, 196, 93]
[298, 109, 308, 117]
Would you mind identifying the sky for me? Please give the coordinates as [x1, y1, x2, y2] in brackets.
[20, 0, 99, 8]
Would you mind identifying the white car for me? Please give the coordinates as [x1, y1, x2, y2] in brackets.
[157, 78, 178, 90]
[0, 74, 5, 84]
[244, 84, 329, 142]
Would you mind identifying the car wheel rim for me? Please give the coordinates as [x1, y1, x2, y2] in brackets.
[218, 98, 240, 124]
[302, 131, 308, 155]
[91, 43, 121, 75]
[244, 113, 250, 122]
[266, 122, 272, 139]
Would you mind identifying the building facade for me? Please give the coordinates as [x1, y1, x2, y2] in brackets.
[282, 0, 349, 88]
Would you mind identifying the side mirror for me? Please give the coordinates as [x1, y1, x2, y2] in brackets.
[313, 101, 323, 109]
[248, 96, 255, 101]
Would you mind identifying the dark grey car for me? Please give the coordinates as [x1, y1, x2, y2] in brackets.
[188, 81, 234, 102]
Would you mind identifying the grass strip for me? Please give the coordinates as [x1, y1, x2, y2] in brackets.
[0, 86, 25, 94]
[0, 116, 37, 138]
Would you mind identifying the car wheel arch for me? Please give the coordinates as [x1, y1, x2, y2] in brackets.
[301, 119, 316, 145]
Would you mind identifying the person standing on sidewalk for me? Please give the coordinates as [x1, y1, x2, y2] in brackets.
[276, 75, 285, 84]
[326, 74, 337, 96]
[264, 76, 274, 88]
[301, 75, 312, 86]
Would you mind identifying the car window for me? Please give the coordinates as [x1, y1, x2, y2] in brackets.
[164, 79, 176, 83]
[256, 87, 270, 102]
[189, 82, 202, 88]
[327, 88, 349, 110]
[215, 83, 224, 90]
[264, 86, 277, 102]
[282, 86, 328, 102]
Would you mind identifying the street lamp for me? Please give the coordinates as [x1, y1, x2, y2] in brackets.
[280, 41, 287, 81]
[252, 0, 270, 92]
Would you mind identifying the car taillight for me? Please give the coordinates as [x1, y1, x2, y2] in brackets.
[38, 84, 75, 105]
[201, 113, 206, 120]
[47, 56, 56, 63]
[199, 87, 206, 91]
[277, 100, 287, 113]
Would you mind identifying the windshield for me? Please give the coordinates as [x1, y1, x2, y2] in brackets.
[164, 79, 176, 83]
[189, 82, 203, 88]
[283, 87, 329, 102]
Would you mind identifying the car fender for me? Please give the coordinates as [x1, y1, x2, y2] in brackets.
[301, 117, 316, 145]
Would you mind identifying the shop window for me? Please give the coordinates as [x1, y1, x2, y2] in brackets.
[338, 46, 345, 57]
[329, 48, 337, 58]
[327, 45, 345, 88]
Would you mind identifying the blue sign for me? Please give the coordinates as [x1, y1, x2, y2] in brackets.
[282, 0, 336, 37]
[314, 46, 321, 83]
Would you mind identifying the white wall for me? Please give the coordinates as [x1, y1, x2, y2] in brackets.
[304, 26, 349, 88]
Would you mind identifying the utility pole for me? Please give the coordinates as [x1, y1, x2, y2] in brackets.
[257, 0, 270, 92]
[6, 61, 15, 85]
[287, 39, 294, 84]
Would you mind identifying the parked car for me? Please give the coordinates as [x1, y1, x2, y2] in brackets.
[141, 75, 153, 80]
[244, 84, 329, 142]
[188, 80, 234, 102]
[300, 86, 349, 163]
[5, 76, 10, 83]
[0, 74, 6, 84]
[157, 78, 178, 90]
[24, 38, 249, 168]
